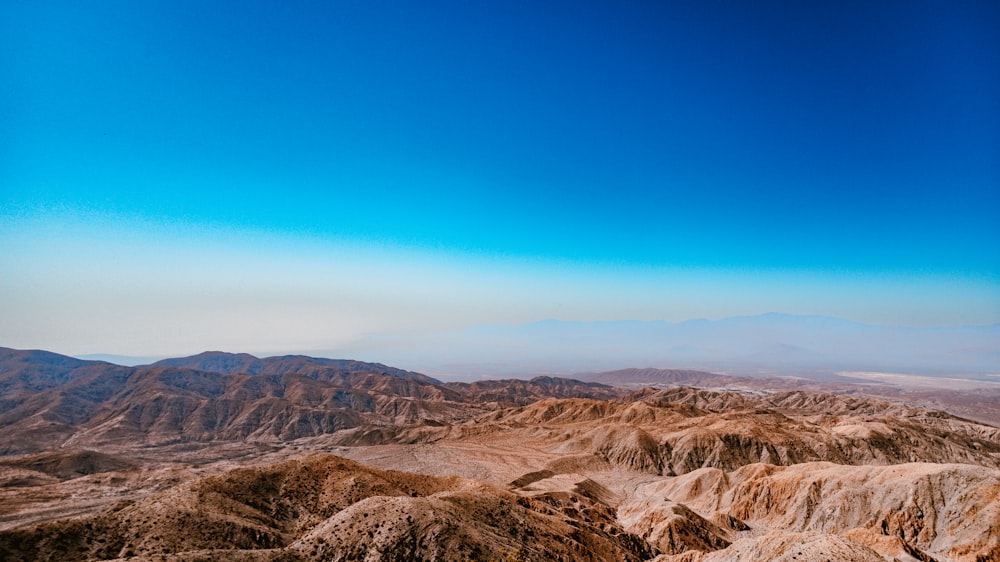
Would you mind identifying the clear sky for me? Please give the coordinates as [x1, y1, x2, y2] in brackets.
[2, 1, 998, 357]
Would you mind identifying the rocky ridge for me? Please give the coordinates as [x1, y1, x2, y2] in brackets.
[0, 348, 619, 454]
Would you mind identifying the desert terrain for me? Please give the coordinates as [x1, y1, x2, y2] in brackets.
[1, 347, 998, 561]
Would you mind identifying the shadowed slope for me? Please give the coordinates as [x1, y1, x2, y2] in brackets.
[0, 450, 138, 481]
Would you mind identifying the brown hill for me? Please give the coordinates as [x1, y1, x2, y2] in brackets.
[0, 349, 461, 453]
[643, 461, 1000, 561]
[147, 351, 267, 375]
[0, 349, 621, 455]
[444, 376, 626, 405]
[148, 352, 441, 384]
[0, 454, 654, 562]
[0, 348, 110, 412]
[456, 391, 1000, 476]
[31, 367, 470, 450]
[588, 365, 1000, 427]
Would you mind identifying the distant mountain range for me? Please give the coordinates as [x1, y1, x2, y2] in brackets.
[0, 347, 620, 455]
[343, 313, 1000, 377]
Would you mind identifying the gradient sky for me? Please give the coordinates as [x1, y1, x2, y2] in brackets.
[2, 1, 998, 357]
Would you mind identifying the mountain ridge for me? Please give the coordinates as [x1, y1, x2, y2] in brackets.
[0, 348, 622, 455]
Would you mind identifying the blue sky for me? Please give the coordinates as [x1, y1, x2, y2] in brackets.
[2, 1, 998, 356]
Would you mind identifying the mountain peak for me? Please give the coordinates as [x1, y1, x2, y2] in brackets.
[147, 351, 265, 374]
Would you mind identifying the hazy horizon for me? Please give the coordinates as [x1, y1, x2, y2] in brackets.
[43, 312, 997, 383]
